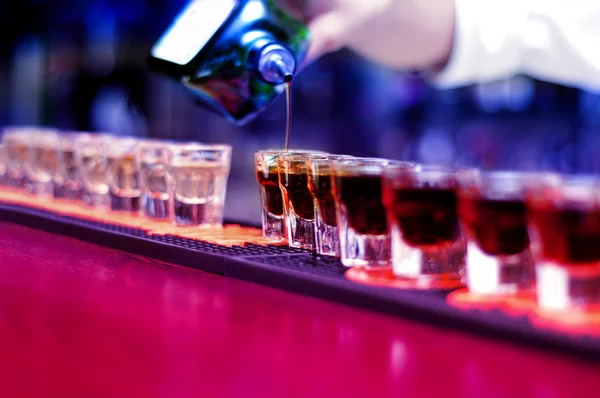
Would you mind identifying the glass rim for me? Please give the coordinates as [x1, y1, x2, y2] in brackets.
[330, 157, 395, 176]
[167, 142, 232, 153]
[74, 132, 114, 143]
[383, 163, 461, 181]
[256, 148, 327, 154]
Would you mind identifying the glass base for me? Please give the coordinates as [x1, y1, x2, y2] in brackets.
[340, 226, 390, 268]
[285, 210, 315, 250]
[261, 208, 285, 241]
[83, 191, 110, 208]
[7, 173, 26, 189]
[62, 187, 83, 201]
[536, 262, 600, 312]
[144, 196, 171, 219]
[173, 198, 223, 227]
[30, 180, 54, 197]
[314, 207, 339, 256]
[110, 193, 142, 213]
[466, 243, 535, 295]
[392, 238, 465, 283]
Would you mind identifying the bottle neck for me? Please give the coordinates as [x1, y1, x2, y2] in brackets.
[255, 42, 296, 84]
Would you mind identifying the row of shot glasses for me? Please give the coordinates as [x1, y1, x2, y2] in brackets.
[256, 150, 600, 314]
[0, 126, 232, 227]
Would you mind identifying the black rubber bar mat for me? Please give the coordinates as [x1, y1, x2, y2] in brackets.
[1, 202, 600, 362]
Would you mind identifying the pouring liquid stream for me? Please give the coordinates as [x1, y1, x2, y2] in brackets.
[284, 75, 293, 152]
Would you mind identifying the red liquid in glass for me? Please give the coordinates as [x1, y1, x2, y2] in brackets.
[280, 172, 315, 220]
[529, 206, 600, 265]
[308, 172, 337, 226]
[334, 175, 387, 235]
[384, 187, 460, 247]
[459, 198, 530, 256]
[256, 168, 283, 216]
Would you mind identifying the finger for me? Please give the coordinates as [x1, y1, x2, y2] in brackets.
[299, 11, 346, 68]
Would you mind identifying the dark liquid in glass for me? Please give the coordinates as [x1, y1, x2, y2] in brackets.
[529, 206, 600, 265]
[308, 172, 336, 226]
[334, 174, 387, 235]
[384, 187, 460, 247]
[460, 198, 529, 255]
[280, 172, 314, 219]
[256, 168, 283, 216]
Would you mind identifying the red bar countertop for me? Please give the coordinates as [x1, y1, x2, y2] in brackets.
[0, 221, 599, 398]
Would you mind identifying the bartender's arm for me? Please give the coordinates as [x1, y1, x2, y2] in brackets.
[279, 0, 600, 90]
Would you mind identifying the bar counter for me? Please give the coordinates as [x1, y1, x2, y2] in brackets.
[0, 221, 599, 397]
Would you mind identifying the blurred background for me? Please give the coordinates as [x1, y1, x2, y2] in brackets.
[3, 0, 600, 223]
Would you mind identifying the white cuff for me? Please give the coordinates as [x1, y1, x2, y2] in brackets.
[430, 0, 531, 88]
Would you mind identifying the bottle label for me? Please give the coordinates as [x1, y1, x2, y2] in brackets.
[151, 0, 238, 65]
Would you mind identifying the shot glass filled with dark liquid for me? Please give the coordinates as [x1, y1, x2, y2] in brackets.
[278, 152, 326, 250]
[527, 175, 600, 311]
[332, 158, 416, 267]
[307, 155, 353, 256]
[3, 127, 33, 189]
[0, 141, 6, 186]
[382, 165, 466, 285]
[458, 171, 536, 295]
[255, 149, 325, 241]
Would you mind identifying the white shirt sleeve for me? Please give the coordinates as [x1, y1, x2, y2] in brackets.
[431, 0, 600, 90]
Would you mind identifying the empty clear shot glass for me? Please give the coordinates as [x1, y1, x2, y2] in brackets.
[138, 140, 170, 219]
[105, 137, 143, 213]
[277, 152, 325, 250]
[56, 133, 84, 200]
[255, 149, 326, 241]
[2, 126, 33, 189]
[383, 165, 466, 285]
[27, 128, 60, 197]
[527, 174, 600, 312]
[166, 143, 232, 227]
[458, 171, 536, 295]
[331, 158, 416, 267]
[76, 133, 111, 208]
[307, 155, 353, 256]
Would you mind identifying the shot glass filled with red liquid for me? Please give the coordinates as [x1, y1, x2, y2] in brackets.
[278, 152, 327, 250]
[383, 165, 466, 285]
[331, 158, 416, 267]
[255, 149, 325, 242]
[458, 171, 536, 295]
[307, 155, 353, 257]
[527, 174, 600, 311]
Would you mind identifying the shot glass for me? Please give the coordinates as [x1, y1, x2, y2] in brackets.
[76, 133, 111, 208]
[106, 137, 142, 213]
[331, 158, 416, 267]
[255, 149, 326, 241]
[138, 141, 170, 219]
[527, 174, 600, 311]
[166, 143, 232, 227]
[458, 171, 536, 295]
[277, 152, 325, 250]
[307, 155, 354, 256]
[27, 129, 60, 197]
[383, 165, 466, 284]
[0, 141, 6, 186]
[2, 126, 33, 189]
[56, 133, 84, 200]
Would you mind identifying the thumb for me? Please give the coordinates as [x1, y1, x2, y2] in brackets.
[299, 10, 347, 69]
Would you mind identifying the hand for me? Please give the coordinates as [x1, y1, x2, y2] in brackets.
[277, 0, 455, 72]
